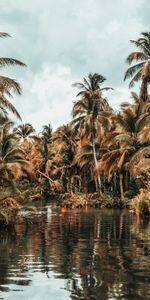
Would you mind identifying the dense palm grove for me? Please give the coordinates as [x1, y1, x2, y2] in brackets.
[0, 31, 150, 218]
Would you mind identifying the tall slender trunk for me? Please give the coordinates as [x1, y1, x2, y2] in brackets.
[113, 172, 117, 192]
[95, 178, 98, 192]
[92, 135, 102, 195]
[119, 173, 124, 200]
[140, 78, 148, 102]
[124, 171, 128, 192]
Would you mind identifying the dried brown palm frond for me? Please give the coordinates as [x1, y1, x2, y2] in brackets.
[142, 101, 150, 113]
[128, 146, 150, 172]
[136, 112, 150, 131]
[138, 127, 150, 144]
[51, 180, 62, 192]
[126, 52, 149, 64]
[0, 196, 20, 208]
[0, 76, 22, 95]
[130, 158, 150, 177]
[141, 61, 150, 77]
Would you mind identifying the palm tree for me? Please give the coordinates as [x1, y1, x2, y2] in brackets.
[100, 93, 150, 198]
[72, 73, 113, 194]
[14, 123, 35, 141]
[40, 124, 53, 168]
[0, 32, 26, 120]
[42, 124, 52, 142]
[124, 32, 150, 102]
[53, 124, 76, 163]
[0, 122, 30, 185]
[74, 142, 108, 192]
[73, 73, 113, 95]
[37, 124, 77, 193]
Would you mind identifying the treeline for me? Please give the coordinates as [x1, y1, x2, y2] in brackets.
[0, 31, 150, 209]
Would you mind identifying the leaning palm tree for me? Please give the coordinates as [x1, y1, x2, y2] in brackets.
[124, 32, 150, 102]
[0, 32, 26, 120]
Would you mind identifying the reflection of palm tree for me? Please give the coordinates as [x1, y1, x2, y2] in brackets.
[0, 32, 26, 120]
[124, 32, 150, 101]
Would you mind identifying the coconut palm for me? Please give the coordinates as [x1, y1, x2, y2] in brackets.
[99, 145, 131, 199]
[36, 124, 52, 172]
[0, 122, 30, 184]
[0, 32, 26, 120]
[41, 124, 77, 193]
[72, 74, 113, 194]
[53, 124, 76, 163]
[74, 142, 108, 192]
[124, 32, 150, 101]
[73, 73, 113, 96]
[14, 123, 35, 141]
[100, 93, 150, 198]
[42, 124, 52, 142]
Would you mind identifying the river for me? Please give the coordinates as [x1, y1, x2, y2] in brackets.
[0, 207, 149, 300]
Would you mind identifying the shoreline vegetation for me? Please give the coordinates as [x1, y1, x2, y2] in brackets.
[0, 31, 150, 226]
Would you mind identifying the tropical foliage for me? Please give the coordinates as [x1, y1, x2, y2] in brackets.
[0, 31, 150, 222]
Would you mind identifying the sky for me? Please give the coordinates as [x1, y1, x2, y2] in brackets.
[0, 0, 149, 131]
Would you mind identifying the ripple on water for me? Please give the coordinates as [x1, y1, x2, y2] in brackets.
[0, 208, 149, 300]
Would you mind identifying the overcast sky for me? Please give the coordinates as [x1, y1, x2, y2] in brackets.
[0, 0, 149, 131]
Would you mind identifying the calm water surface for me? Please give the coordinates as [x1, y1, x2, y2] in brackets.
[0, 207, 150, 300]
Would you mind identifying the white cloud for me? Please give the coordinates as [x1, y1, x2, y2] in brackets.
[13, 64, 78, 131]
[0, 0, 149, 130]
[12, 64, 134, 132]
[107, 86, 131, 111]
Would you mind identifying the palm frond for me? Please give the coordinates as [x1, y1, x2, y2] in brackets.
[0, 57, 26, 68]
[0, 32, 11, 38]
[126, 52, 149, 64]
[128, 69, 142, 88]
[0, 94, 21, 120]
[124, 62, 145, 81]
[130, 40, 150, 56]
[138, 127, 150, 144]
[0, 76, 22, 95]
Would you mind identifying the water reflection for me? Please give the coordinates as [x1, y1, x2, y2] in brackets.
[0, 208, 149, 300]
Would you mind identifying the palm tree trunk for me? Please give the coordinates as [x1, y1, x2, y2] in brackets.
[119, 173, 124, 200]
[140, 78, 148, 102]
[91, 121, 102, 195]
[124, 171, 128, 191]
[113, 172, 117, 192]
[92, 141, 102, 195]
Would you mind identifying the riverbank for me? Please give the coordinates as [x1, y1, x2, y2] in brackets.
[0, 190, 150, 227]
